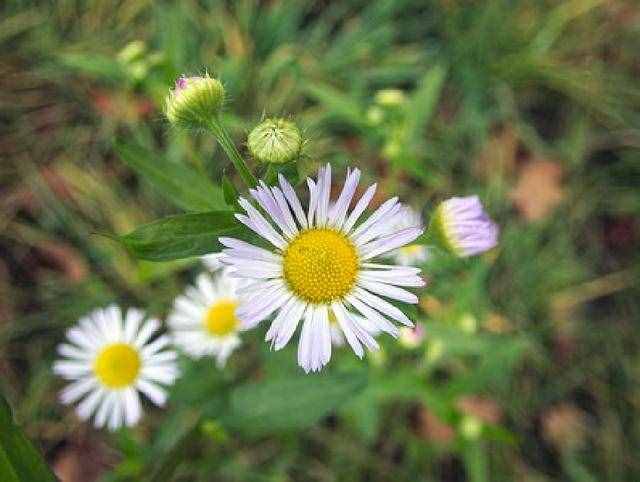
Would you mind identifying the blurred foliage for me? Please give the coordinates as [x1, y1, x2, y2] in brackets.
[1, 0, 639, 481]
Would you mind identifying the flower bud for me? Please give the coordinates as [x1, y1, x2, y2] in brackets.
[429, 196, 499, 258]
[374, 88, 406, 107]
[247, 118, 302, 164]
[459, 415, 483, 440]
[165, 74, 225, 129]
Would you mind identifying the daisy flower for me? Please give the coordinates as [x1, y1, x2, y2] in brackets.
[53, 305, 179, 431]
[386, 205, 429, 266]
[168, 271, 242, 367]
[220, 164, 426, 372]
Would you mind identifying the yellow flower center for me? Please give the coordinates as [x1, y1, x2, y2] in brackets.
[203, 299, 239, 336]
[93, 343, 141, 389]
[283, 229, 358, 304]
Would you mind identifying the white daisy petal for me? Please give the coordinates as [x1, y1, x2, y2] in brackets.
[60, 377, 97, 404]
[342, 182, 377, 233]
[274, 301, 307, 350]
[94, 391, 116, 429]
[124, 308, 145, 344]
[360, 227, 423, 260]
[76, 387, 105, 421]
[297, 307, 316, 372]
[345, 294, 400, 338]
[357, 279, 419, 304]
[136, 379, 167, 407]
[108, 393, 124, 431]
[57, 343, 93, 361]
[279, 173, 308, 229]
[329, 168, 360, 228]
[331, 301, 363, 358]
[353, 287, 414, 326]
[123, 388, 142, 427]
[134, 318, 160, 348]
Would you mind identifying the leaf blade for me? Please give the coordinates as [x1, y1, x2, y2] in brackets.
[224, 371, 368, 434]
[116, 141, 226, 212]
[118, 211, 241, 261]
[0, 393, 57, 482]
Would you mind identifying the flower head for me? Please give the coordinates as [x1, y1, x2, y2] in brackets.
[53, 306, 179, 431]
[247, 118, 302, 164]
[165, 74, 225, 129]
[219, 165, 426, 372]
[168, 271, 242, 367]
[430, 196, 498, 257]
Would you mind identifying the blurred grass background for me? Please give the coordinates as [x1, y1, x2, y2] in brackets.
[1, 0, 639, 481]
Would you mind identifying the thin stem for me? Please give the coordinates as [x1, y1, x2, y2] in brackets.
[207, 117, 257, 189]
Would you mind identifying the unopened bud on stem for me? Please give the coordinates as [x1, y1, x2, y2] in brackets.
[165, 74, 225, 129]
[247, 118, 302, 164]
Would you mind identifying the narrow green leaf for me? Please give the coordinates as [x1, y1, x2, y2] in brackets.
[224, 371, 368, 433]
[303, 82, 368, 130]
[0, 393, 57, 482]
[404, 64, 447, 150]
[118, 211, 241, 261]
[116, 142, 226, 212]
[222, 173, 239, 208]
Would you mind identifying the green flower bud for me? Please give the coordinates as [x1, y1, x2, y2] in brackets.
[459, 415, 483, 440]
[247, 118, 302, 164]
[165, 74, 225, 129]
[374, 88, 406, 107]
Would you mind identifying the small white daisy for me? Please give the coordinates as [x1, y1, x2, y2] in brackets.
[168, 271, 242, 367]
[53, 305, 179, 431]
[386, 205, 429, 266]
[220, 164, 426, 373]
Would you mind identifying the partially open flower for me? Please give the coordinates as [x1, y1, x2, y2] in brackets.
[165, 74, 225, 129]
[247, 118, 302, 164]
[429, 196, 498, 257]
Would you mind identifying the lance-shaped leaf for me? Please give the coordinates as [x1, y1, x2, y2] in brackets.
[0, 393, 57, 482]
[224, 371, 368, 434]
[116, 141, 226, 212]
[118, 211, 241, 261]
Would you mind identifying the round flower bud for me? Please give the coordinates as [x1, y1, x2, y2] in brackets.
[165, 74, 225, 129]
[247, 118, 302, 164]
[429, 196, 499, 258]
[374, 88, 406, 107]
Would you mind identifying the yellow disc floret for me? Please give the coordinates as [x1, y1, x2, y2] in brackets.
[93, 343, 141, 389]
[203, 299, 239, 336]
[283, 229, 358, 303]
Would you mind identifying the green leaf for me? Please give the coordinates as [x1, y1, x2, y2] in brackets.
[0, 393, 57, 482]
[115, 142, 226, 212]
[221, 173, 239, 208]
[404, 64, 447, 150]
[224, 371, 367, 434]
[118, 211, 241, 261]
[303, 82, 368, 130]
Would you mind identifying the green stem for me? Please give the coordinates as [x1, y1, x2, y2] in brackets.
[207, 117, 257, 189]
